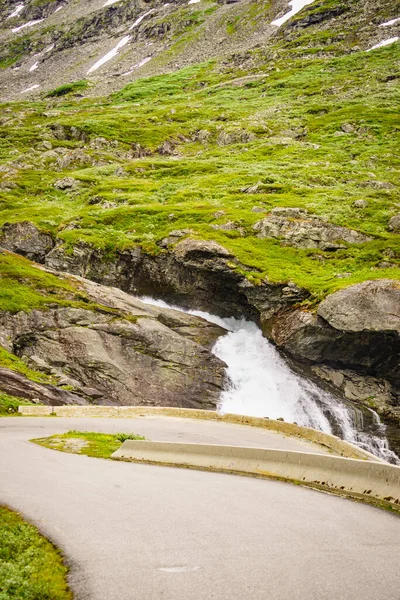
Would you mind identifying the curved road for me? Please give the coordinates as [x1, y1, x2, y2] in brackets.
[1, 416, 400, 600]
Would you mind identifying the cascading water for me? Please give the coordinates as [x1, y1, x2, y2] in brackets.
[140, 297, 399, 464]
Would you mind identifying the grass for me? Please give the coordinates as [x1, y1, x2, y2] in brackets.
[0, 392, 36, 416]
[0, 506, 72, 600]
[32, 430, 146, 458]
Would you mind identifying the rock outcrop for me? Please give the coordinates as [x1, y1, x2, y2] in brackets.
[253, 208, 371, 250]
[0, 222, 54, 262]
[0, 367, 86, 406]
[317, 279, 400, 334]
[0, 276, 227, 409]
[264, 280, 400, 391]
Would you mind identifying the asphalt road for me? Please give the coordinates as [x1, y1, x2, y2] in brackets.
[1, 417, 400, 600]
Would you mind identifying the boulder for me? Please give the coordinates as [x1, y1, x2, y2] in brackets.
[253, 207, 372, 250]
[0, 221, 54, 262]
[317, 279, 400, 333]
[264, 281, 400, 389]
[388, 213, 400, 233]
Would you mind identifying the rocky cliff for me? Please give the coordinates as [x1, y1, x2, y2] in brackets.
[0, 251, 226, 408]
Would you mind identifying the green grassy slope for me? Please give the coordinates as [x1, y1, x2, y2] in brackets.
[0, 42, 399, 300]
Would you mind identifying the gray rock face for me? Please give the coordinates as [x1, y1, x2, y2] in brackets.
[0, 221, 54, 262]
[253, 207, 371, 250]
[310, 365, 397, 418]
[0, 367, 85, 406]
[0, 280, 227, 409]
[318, 279, 400, 333]
[264, 281, 400, 390]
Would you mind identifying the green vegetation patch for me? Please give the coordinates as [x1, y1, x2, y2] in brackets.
[0, 506, 72, 600]
[32, 430, 146, 458]
[0, 392, 36, 416]
[46, 81, 89, 98]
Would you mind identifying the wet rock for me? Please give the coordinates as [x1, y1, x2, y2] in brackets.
[311, 365, 398, 420]
[253, 207, 371, 250]
[0, 221, 54, 262]
[54, 177, 79, 190]
[388, 213, 400, 232]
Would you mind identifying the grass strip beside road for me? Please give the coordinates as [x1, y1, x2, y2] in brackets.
[32, 430, 146, 458]
[0, 506, 72, 600]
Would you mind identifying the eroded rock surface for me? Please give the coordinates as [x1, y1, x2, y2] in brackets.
[253, 208, 371, 250]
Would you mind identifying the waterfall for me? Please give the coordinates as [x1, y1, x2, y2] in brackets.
[140, 297, 399, 464]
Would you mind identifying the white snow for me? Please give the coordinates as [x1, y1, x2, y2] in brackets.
[380, 17, 400, 27]
[12, 18, 43, 33]
[128, 10, 153, 30]
[21, 84, 40, 93]
[54, 5, 63, 11]
[87, 35, 131, 74]
[7, 3, 24, 19]
[271, 0, 315, 27]
[44, 44, 55, 53]
[188, 0, 200, 4]
[29, 61, 39, 72]
[121, 56, 151, 75]
[103, 0, 121, 6]
[367, 36, 399, 51]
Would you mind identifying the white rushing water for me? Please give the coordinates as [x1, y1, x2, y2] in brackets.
[140, 296, 398, 463]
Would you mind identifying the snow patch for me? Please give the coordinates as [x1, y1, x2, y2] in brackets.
[103, 0, 121, 6]
[380, 17, 400, 27]
[188, 0, 201, 4]
[29, 61, 39, 72]
[12, 18, 43, 33]
[271, 0, 315, 27]
[128, 10, 153, 30]
[122, 56, 151, 76]
[44, 44, 55, 53]
[21, 84, 40, 93]
[87, 35, 131, 74]
[367, 36, 399, 51]
[55, 5, 63, 11]
[7, 3, 24, 19]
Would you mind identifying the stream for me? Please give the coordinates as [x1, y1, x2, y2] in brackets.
[141, 297, 399, 464]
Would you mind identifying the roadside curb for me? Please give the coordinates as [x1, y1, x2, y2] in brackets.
[17, 405, 379, 460]
[112, 440, 400, 511]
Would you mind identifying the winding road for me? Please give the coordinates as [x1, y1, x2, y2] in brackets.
[1, 416, 400, 600]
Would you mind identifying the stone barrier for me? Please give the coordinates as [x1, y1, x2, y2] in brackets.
[112, 441, 400, 508]
[17, 405, 377, 460]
